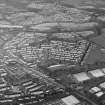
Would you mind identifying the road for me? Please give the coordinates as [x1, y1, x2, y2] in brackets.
[27, 67, 65, 89]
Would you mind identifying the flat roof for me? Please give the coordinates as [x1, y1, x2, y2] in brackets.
[100, 82, 105, 89]
[62, 95, 80, 105]
[88, 69, 105, 77]
[73, 72, 90, 82]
